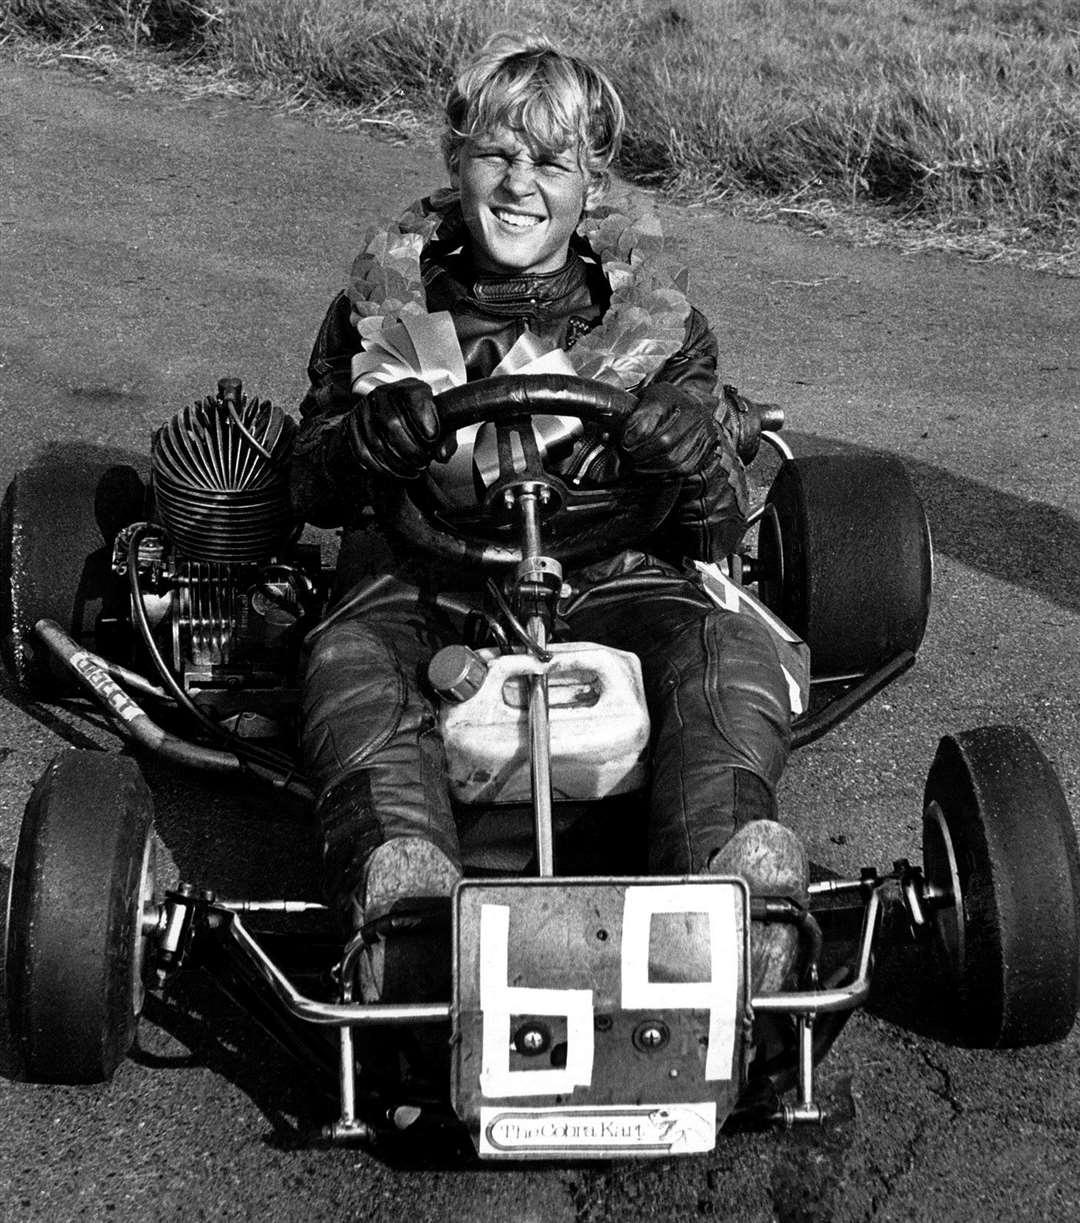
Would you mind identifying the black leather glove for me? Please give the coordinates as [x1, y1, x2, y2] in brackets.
[345, 377, 441, 479]
[620, 382, 721, 478]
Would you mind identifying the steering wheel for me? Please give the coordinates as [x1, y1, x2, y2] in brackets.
[384, 374, 681, 566]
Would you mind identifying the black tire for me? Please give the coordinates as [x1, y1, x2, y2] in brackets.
[756, 453, 932, 675]
[1, 458, 146, 697]
[5, 749, 158, 1082]
[922, 726, 1080, 1047]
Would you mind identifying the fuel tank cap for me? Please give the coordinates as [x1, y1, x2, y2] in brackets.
[428, 645, 489, 703]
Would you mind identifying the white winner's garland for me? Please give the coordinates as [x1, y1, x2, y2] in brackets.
[345, 188, 693, 392]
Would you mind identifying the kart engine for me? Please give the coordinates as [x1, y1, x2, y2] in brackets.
[120, 379, 320, 695]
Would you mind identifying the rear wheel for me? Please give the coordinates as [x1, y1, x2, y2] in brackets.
[6, 749, 158, 1082]
[756, 453, 932, 675]
[922, 726, 1080, 1047]
[1, 458, 146, 696]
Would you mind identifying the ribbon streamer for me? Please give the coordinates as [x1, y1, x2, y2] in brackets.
[695, 561, 811, 716]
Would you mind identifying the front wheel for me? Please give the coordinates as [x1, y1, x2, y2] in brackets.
[922, 726, 1080, 1047]
[6, 749, 158, 1082]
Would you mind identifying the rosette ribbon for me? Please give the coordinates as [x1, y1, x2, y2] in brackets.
[352, 316, 585, 503]
[351, 310, 467, 397]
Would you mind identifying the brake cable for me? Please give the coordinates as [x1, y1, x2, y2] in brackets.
[484, 578, 552, 663]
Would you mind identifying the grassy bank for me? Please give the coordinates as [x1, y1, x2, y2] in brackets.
[5, 0, 1079, 273]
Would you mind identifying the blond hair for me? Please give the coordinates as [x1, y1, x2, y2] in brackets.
[443, 33, 625, 190]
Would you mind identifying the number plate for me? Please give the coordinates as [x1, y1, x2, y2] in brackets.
[451, 877, 750, 1159]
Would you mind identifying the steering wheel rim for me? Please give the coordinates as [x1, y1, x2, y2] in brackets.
[383, 373, 679, 566]
[434, 374, 637, 435]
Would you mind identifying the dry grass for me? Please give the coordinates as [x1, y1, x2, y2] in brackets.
[4, 0, 1078, 275]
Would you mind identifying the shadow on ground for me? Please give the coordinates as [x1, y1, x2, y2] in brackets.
[787, 430, 1080, 617]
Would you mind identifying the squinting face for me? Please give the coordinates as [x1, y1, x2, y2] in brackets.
[453, 126, 598, 275]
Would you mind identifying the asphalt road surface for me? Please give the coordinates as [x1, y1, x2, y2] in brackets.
[1, 61, 1079, 1223]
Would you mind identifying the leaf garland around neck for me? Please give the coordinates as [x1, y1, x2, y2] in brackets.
[346, 189, 692, 389]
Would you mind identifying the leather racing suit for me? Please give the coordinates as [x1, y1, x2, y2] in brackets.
[290, 197, 792, 925]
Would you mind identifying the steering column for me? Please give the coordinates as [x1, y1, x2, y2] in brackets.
[502, 480, 563, 877]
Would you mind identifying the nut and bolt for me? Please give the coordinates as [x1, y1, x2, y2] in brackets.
[513, 1023, 551, 1056]
[632, 1019, 671, 1052]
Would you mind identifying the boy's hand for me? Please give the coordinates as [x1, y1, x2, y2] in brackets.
[620, 383, 721, 478]
[347, 378, 442, 479]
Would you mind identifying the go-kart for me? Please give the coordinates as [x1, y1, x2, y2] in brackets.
[3, 374, 1079, 1161]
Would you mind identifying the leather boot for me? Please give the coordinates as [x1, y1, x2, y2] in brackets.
[709, 818, 809, 995]
[354, 836, 462, 1005]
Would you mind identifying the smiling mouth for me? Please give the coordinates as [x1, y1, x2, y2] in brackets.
[492, 208, 543, 230]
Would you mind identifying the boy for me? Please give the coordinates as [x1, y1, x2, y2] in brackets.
[290, 33, 806, 1004]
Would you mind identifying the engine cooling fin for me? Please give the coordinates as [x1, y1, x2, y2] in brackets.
[151, 379, 298, 563]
